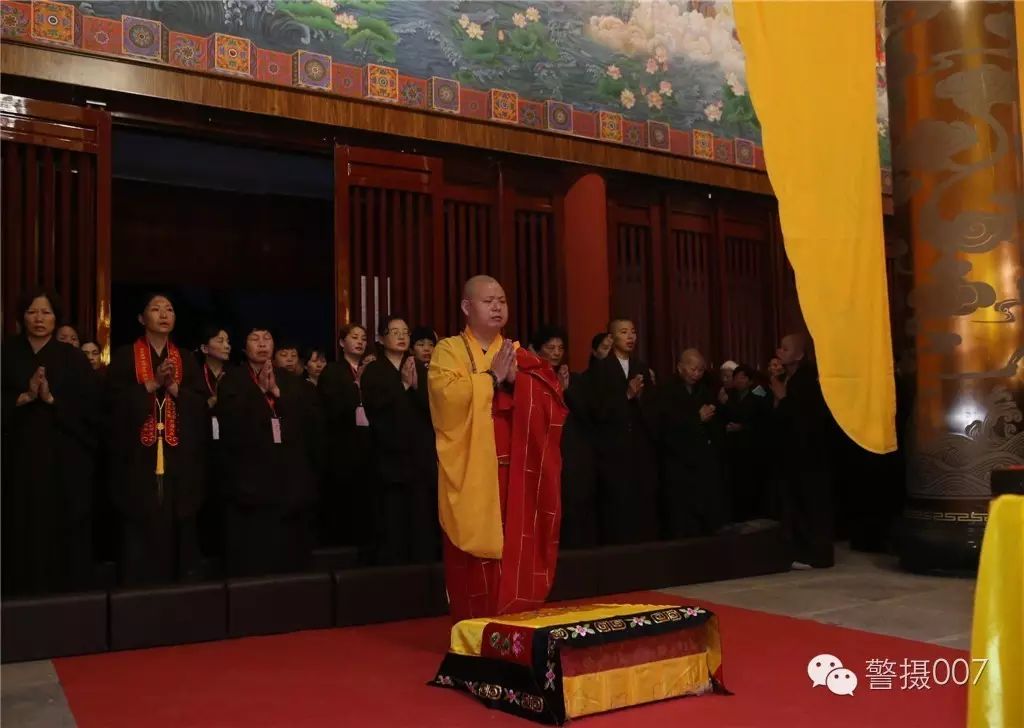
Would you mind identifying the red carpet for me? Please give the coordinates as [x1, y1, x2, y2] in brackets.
[55, 591, 967, 728]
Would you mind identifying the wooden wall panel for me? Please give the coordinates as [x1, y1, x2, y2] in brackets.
[345, 186, 434, 335]
[667, 227, 715, 361]
[721, 234, 770, 367]
[510, 209, 557, 346]
[1, 95, 110, 355]
[767, 212, 807, 359]
[335, 146, 564, 346]
[884, 218, 911, 363]
[441, 196, 495, 335]
[608, 187, 789, 376]
[608, 204, 655, 366]
[335, 145, 439, 342]
[499, 188, 562, 347]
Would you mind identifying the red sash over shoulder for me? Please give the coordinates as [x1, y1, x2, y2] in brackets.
[495, 348, 568, 614]
[134, 337, 182, 448]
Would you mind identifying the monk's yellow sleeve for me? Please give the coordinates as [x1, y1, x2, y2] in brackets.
[427, 336, 503, 559]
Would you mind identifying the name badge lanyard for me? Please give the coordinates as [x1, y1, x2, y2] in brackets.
[248, 366, 282, 443]
[353, 362, 369, 428]
[204, 365, 223, 440]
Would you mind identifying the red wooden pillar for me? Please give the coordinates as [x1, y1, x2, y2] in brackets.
[561, 173, 609, 371]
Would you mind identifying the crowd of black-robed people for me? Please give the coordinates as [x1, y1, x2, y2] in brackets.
[3, 286, 839, 598]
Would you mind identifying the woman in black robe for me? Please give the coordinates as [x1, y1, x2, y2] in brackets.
[2, 289, 98, 595]
[195, 324, 231, 561]
[771, 334, 836, 568]
[589, 318, 661, 544]
[216, 326, 321, 577]
[361, 316, 437, 565]
[106, 293, 207, 585]
[411, 327, 436, 367]
[655, 349, 727, 538]
[317, 323, 375, 551]
[303, 347, 328, 387]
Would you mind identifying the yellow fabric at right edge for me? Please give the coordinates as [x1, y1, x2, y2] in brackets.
[968, 495, 1024, 728]
[733, 1, 896, 453]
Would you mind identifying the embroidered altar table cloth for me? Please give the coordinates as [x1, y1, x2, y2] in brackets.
[431, 602, 727, 724]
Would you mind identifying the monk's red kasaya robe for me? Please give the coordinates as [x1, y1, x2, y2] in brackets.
[429, 332, 567, 622]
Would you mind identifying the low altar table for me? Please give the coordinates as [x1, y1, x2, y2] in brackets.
[431, 602, 727, 724]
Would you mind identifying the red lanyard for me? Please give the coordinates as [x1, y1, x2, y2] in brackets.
[248, 365, 278, 418]
[349, 361, 365, 405]
[203, 364, 222, 397]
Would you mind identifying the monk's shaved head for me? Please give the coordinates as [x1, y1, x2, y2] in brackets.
[680, 348, 705, 367]
[778, 333, 808, 368]
[678, 347, 707, 384]
[463, 275, 502, 301]
[461, 275, 509, 339]
[782, 334, 806, 356]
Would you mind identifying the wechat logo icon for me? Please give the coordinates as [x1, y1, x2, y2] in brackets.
[808, 653, 858, 696]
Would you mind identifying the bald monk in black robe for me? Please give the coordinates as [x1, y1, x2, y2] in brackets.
[655, 349, 726, 538]
[771, 333, 835, 569]
[589, 318, 660, 544]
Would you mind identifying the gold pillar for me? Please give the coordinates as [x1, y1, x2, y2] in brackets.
[885, 1, 1024, 573]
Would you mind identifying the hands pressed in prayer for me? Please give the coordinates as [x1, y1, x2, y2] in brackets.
[401, 356, 418, 390]
[726, 422, 743, 432]
[18, 366, 47, 405]
[648, 369, 657, 386]
[718, 387, 728, 405]
[699, 403, 716, 422]
[37, 367, 54, 404]
[558, 364, 570, 393]
[29, 366, 44, 395]
[258, 361, 281, 398]
[626, 374, 645, 400]
[158, 359, 179, 398]
[491, 340, 517, 385]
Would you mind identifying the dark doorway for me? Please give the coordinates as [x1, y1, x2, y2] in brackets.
[110, 130, 334, 355]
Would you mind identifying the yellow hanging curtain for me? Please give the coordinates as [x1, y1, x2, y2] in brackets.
[733, 0, 896, 454]
[967, 494, 1024, 728]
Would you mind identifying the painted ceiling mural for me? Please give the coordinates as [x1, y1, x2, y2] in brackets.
[2, 0, 892, 178]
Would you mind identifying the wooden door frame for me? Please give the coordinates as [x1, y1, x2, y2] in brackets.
[1, 94, 111, 357]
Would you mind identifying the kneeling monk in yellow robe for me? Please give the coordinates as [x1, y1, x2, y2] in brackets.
[428, 276, 568, 622]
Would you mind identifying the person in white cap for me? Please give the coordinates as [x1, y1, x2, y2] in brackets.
[719, 360, 739, 404]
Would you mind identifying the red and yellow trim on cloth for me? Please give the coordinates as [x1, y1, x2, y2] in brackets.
[134, 337, 182, 450]
[433, 603, 726, 724]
